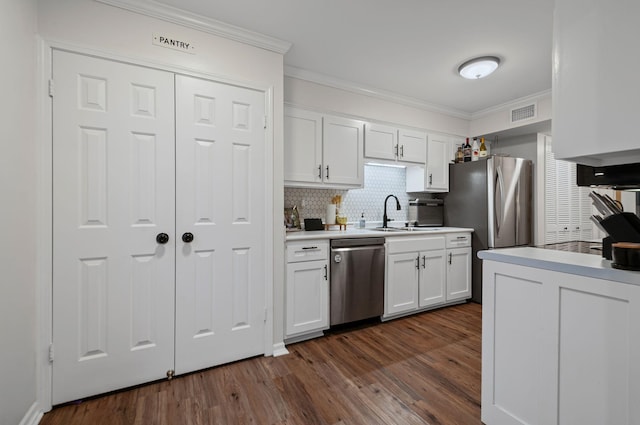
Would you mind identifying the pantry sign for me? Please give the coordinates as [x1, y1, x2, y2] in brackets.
[153, 34, 196, 54]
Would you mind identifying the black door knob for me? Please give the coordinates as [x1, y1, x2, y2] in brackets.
[156, 233, 169, 244]
[182, 232, 194, 243]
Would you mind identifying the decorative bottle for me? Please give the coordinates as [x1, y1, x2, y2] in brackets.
[471, 138, 479, 161]
[463, 138, 472, 162]
[479, 137, 488, 157]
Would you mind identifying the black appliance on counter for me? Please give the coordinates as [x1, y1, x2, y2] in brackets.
[407, 199, 443, 227]
[577, 163, 640, 190]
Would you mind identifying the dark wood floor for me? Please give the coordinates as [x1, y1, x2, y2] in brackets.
[41, 303, 482, 425]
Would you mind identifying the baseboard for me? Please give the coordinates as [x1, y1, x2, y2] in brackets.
[19, 401, 44, 425]
[272, 342, 289, 357]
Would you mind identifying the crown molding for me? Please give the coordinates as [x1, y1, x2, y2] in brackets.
[284, 65, 472, 120]
[95, 0, 292, 54]
[470, 89, 552, 119]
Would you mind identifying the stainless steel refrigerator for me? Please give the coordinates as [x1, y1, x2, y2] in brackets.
[443, 156, 533, 303]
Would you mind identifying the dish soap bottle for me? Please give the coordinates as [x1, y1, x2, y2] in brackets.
[359, 212, 366, 229]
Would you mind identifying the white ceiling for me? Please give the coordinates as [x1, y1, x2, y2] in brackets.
[155, 0, 555, 116]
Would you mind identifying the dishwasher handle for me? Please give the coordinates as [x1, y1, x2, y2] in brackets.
[331, 245, 385, 254]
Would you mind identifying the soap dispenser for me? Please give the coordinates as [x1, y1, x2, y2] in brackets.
[359, 212, 366, 229]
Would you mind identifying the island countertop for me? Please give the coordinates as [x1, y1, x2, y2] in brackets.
[478, 246, 640, 286]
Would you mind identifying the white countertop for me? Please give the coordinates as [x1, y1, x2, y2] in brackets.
[285, 226, 474, 242]
[478, 247, 640, 286]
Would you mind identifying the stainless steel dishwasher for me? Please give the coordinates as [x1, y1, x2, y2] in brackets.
[330, 237, 385, 326]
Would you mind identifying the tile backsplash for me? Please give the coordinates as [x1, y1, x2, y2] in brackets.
[285, 165, 415, 226]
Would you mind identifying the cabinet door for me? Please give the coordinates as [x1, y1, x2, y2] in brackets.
[364, 122, 397, 161]
[286, 260, 329, 337]
[418, 249, 446, 308]
[553, 0, 640, 166]
[446, 247, 471, 302]
[398, 129, 427, 164]
[323, 115, 364, 186]
[426, 135, 450, 192]
[284, 107, 323, 184]
[386, 252, 420, 315]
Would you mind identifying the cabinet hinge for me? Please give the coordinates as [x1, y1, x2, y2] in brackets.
[48, 79, 54, 97]
[48, 344, 54, 363]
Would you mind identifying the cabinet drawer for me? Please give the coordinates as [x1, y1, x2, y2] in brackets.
[446, 233, 471, 248]
[386, 236, 445, 254]
[287, 240, 329, 263]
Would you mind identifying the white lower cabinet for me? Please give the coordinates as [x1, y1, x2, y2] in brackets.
[482, 260, 640, 425]
[285, 240, 330, 339]
[385, 234, 472, 319]
[419, 249, 447, 308]
[386, 251, 421, 315]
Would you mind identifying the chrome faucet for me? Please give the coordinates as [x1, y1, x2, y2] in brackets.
[383, 194, 401, 228]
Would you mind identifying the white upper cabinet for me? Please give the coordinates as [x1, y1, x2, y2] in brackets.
[406, 134, 454, 193]
[364, 123, 426, 165]
[364, 123, 398, 161]
[284, 107, 323, 184]
[398, 129, 428, 164]
[284, 106, 363, 188]
[323, 115, 364, 187]
[553, 0, 640, 166]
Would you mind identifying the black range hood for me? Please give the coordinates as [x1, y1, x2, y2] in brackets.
[576, 162, 640, 190]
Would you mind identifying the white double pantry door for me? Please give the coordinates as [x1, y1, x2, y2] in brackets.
[52, 50, 267, 404]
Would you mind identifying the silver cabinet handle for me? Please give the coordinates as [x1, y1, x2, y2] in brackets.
[318, 165, 322, 179]
[422, 255, 426, 269]
[400, 145, 404, 158]
[395, 144, 399, 157]
[324, 264, 328, 280]
[416, 256, 420, 270]
[326, 165, 330, 180]
[429, 173, 433, 186]
[449, 252, 453, 265]
[301, 246, 318, 250]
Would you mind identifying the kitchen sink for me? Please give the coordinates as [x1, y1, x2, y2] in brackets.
[370, 227, 407, 232]
[370, 227, 443, 232]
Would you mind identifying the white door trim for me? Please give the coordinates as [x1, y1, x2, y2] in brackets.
[36, 38, 275, 412]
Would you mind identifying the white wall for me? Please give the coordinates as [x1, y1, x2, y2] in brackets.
[469, 91, 552, 138]
[36, 0, 286, 408]
[490, 134, 539, 163]
[0, 0, 38, 424]
[285, 76, 469, 137]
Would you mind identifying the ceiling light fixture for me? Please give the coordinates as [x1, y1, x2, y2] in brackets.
[458, 56, 501, 79]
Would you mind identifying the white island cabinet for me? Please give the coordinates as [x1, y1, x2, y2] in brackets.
[480, 247, 640, 425]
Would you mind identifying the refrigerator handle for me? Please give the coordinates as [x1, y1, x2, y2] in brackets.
[515, 177, 520, 243]
[495, 166, 505, 238]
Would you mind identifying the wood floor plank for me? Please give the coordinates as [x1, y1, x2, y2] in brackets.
[40, 303, 482, 425]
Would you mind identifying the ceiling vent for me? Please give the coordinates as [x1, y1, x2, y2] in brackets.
[510, 103, 537, 123]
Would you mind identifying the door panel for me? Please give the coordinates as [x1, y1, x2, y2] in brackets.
[174, 75, 266, 374]
[490, 157, 533, 248]
[52, 50, 176, 404]
[419, 250, 446, 307]
[386, 252, 419, 315]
